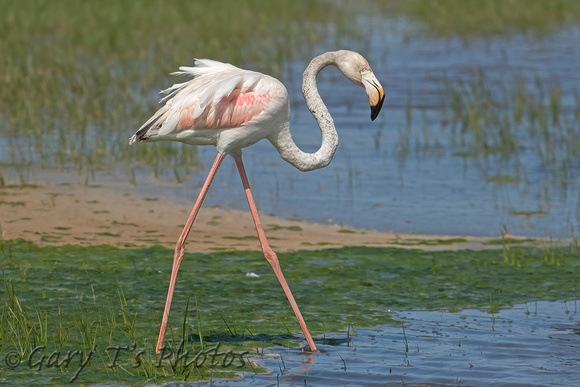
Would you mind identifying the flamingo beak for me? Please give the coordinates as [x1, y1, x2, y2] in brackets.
[362, 70, 385, 121]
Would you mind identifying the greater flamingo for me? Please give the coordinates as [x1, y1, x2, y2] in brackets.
[130, 50, 384, 353]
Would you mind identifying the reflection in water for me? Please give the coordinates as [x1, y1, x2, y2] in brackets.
[278, 353, 314, 385]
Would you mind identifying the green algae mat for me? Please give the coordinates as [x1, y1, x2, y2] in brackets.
[1, 239, 578, 384]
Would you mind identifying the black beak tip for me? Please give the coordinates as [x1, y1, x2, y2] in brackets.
[370, 96, 385, 121]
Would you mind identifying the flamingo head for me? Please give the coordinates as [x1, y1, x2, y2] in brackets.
[335, 50, 385, 121]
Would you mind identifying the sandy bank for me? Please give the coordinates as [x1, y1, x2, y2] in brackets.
[0, 183, 562, 252]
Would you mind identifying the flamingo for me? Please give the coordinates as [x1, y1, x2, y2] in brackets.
[130, 50, 385, 353]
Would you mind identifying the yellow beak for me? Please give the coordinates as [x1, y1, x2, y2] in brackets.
[362, 70, 385, 121]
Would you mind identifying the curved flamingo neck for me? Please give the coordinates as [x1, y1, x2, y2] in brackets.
[269, 52, 339, 172]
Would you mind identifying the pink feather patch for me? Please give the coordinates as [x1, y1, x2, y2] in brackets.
[178, 90, 273, 131]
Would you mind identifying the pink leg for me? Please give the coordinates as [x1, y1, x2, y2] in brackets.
[156, 153, 225, 354]
[234, 156, 318, 352]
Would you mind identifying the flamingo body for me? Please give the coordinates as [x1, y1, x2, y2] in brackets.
[130, 59, 289, 155]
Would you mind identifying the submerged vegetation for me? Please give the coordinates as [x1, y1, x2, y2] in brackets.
[1, 239, 578, 383]
[439, 74, 580, 169]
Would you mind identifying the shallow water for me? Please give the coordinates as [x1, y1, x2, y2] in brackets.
[212, 300, 579, 386]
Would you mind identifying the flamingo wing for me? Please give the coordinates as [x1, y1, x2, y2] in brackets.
[130, 59, 278, 144]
